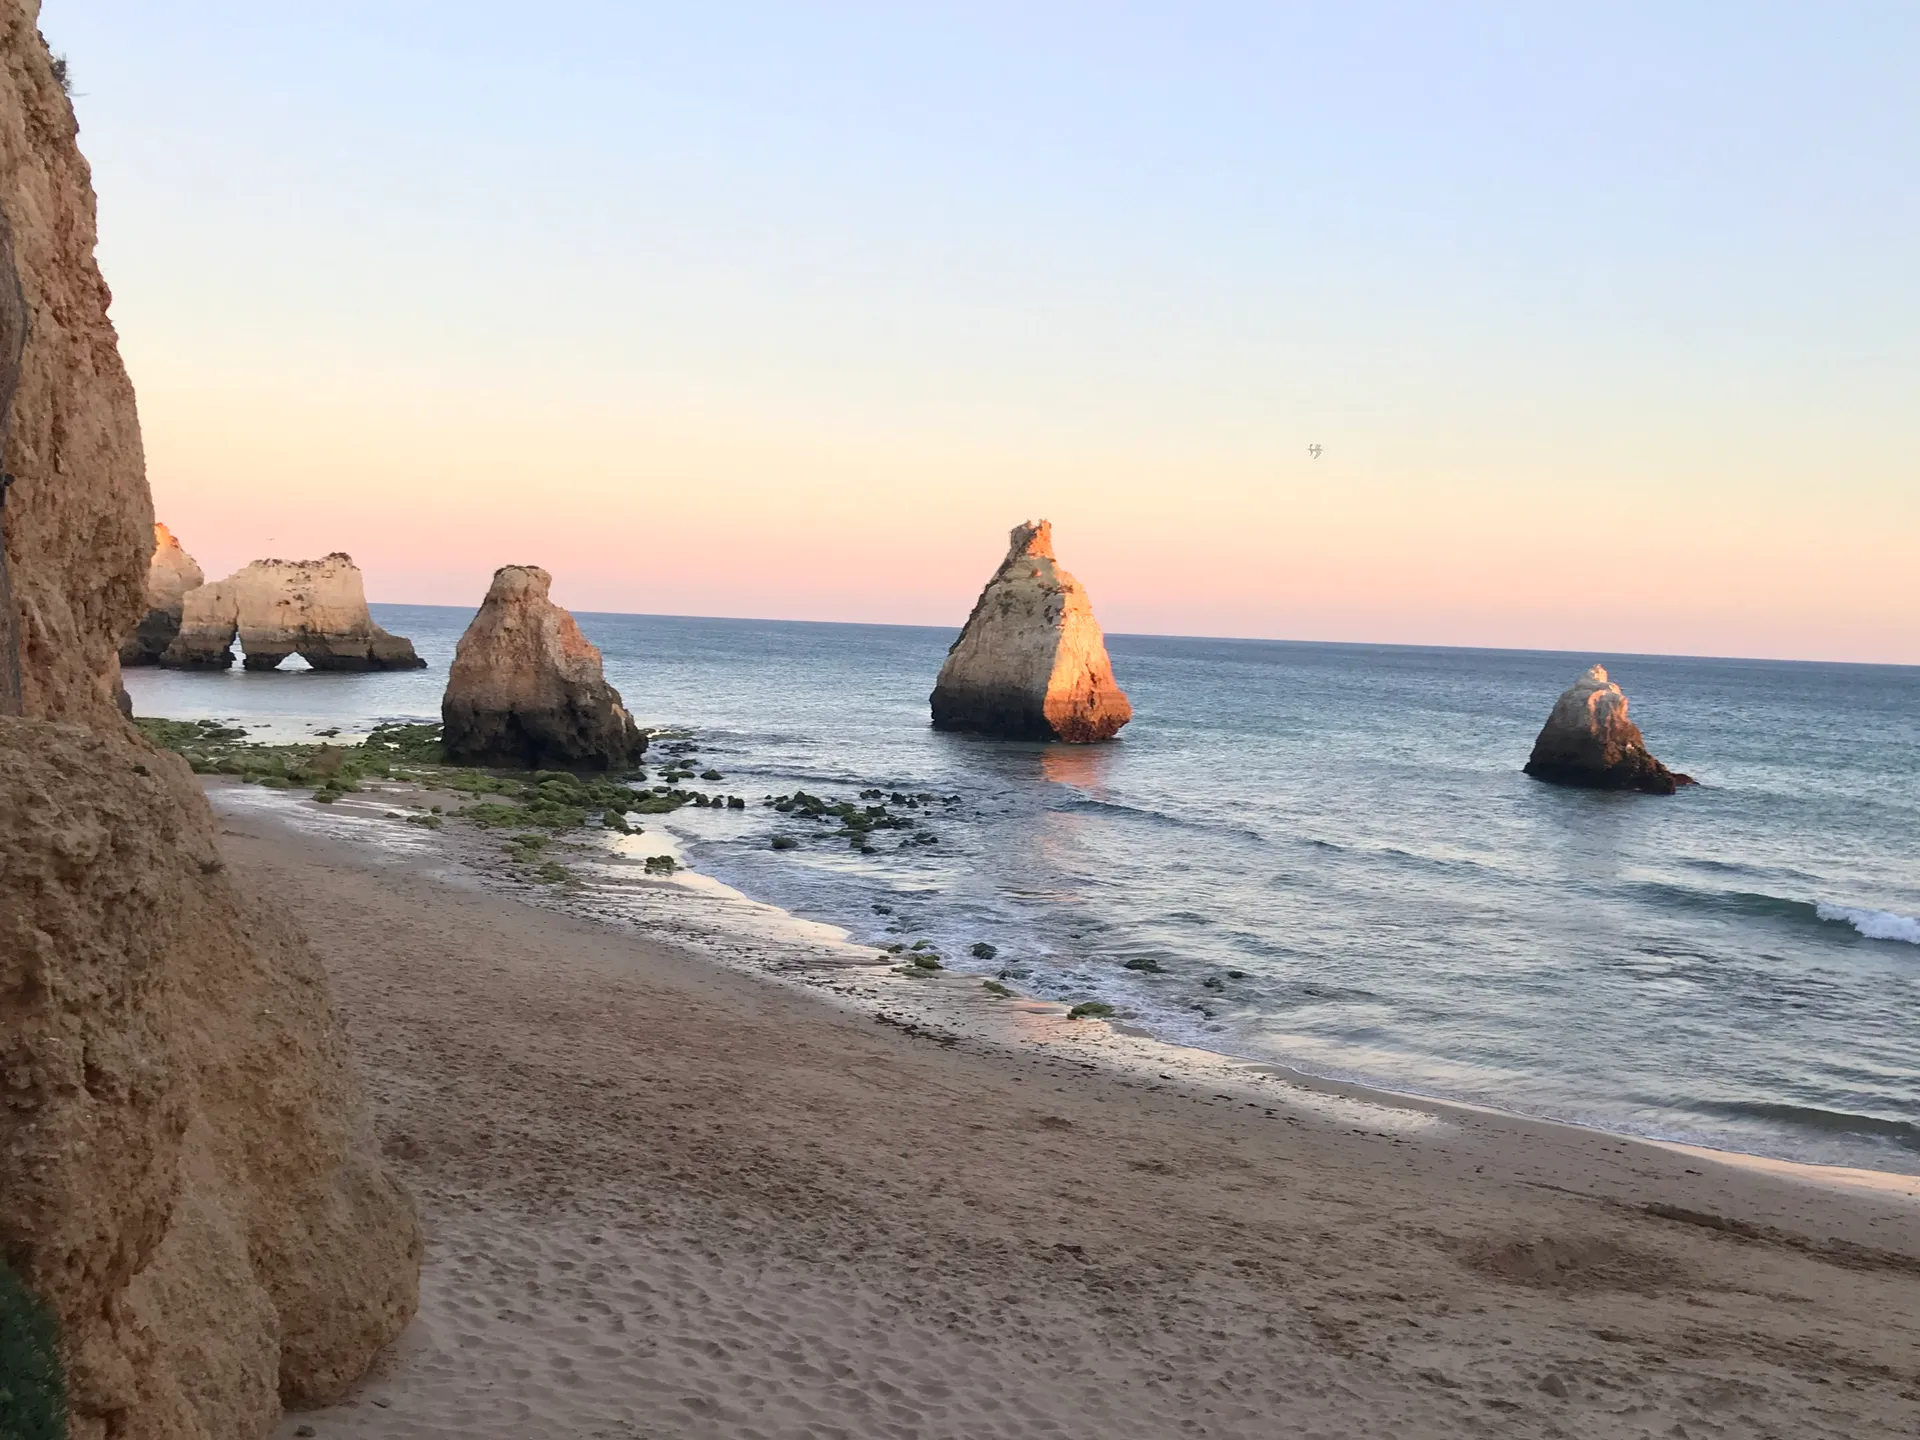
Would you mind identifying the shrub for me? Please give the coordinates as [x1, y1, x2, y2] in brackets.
[0, 1261, 66, 1440]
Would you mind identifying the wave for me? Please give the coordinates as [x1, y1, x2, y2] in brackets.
[1816, 903, 1920, 946]
[1631, 881, 1819, 925]
[1685, 1098, 1920, 1153]
[1633, 883, 1920, 947]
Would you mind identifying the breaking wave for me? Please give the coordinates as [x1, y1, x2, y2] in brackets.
[1816, 903, 1920, 946]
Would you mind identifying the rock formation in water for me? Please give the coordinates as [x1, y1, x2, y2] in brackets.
[162, 551, 425, 670]
[930, 520, 1133, 743]
[0, 14, 421, 1438]
[441, 564, 646, 769]
[118, 521, 205, 665]
[1523, 664, 1694, 794]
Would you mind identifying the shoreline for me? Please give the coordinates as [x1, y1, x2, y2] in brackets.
[201, 778, 1920, 1438]
[206, 773, 1920, 1201]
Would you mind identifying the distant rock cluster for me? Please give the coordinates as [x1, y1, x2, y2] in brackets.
[131, 547, 426, 670]
[931, 520, 1132, 744]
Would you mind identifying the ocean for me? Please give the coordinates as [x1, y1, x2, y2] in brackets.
[123, 605, 1920, 1176]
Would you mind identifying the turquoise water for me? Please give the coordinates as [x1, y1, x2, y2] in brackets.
[124, 605, 1920, 1174]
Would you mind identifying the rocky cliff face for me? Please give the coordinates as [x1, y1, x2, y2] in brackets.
[163, 552, 424, 671]
[441, 564, 644, 770]
[119, 521, 204, 665]
[930, 521, 1132, 743]
[1523, 664, 1694, 794]
[0, 7, 421, 1437]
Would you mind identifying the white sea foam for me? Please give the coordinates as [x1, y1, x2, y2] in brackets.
[1815, 902, 1920, 945]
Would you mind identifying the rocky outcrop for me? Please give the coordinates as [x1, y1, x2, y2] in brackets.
[0, 9, 421, 1437]
[1523, 664, 1694, 794]
[162, 552, 424, 671]
[441, 564, 644, 770]
[119, 522, 204, 665]
[930, 520, 1132, 743]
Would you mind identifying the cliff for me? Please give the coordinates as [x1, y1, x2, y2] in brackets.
[930, 520, 1132, 743]
[1523, 664, 1694, 794]
[441, 564, 645, 770]
[0, 8, 421, 1438]
[118, 521, 204, 665]
[163, 552, 424, 671]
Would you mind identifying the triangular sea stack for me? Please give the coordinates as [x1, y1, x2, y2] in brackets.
[931, 520, 1132, 743]
[441, 564, 646, 769]
[161, 551, 425, 670]
[1524, 664, 1694, 794]
[119, 520, 204, 664]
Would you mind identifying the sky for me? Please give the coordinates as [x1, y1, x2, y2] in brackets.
[42, 2, 1920, 662]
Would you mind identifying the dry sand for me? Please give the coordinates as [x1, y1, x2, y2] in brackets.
[220, 799, 1920, 1440]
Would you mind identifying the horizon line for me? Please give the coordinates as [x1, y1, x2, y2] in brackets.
[364, 600, 1920, 673]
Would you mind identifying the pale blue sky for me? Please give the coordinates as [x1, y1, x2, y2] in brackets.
[42, 2, 1920, 659]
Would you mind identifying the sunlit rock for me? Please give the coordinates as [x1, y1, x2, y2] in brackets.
[1524, 664, 1694, 793]
[119, 521, 205, 664]
[441, 564, 645, 769]
[931, 520, 1132, 743]
[162, 552, 425, 670]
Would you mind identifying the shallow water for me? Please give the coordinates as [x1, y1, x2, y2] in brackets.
[125, 606, 1920, 1174]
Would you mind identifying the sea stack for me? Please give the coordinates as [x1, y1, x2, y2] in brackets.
[441, 564, 645, 769]
[161, 551, 426, 670]
[931, 520, 1132, 743]
[1524, 664, 1694, 794]
[118, 520, 204, 664]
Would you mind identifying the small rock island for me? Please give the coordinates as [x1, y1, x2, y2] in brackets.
[930, 520, 1132, 743]
[1524, 664, 1694, 793]
[440, 564, 645, 770]
[161, 552, 425, 670]
[118, 521, 204, 665]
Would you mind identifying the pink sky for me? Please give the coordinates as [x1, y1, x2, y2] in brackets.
[61, 4, 1919, 666]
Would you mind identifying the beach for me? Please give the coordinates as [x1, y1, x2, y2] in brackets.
[207, 787, 1920, 1440]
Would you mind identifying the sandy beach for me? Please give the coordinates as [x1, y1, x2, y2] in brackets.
[212, 792, 1920, 1440]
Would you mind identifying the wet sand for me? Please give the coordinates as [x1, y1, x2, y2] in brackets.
[224, 798, 1920, 1440]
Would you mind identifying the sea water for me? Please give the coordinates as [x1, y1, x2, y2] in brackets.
[124, 606, 1920, 1175]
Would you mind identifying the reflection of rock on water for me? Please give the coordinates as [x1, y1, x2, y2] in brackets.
[1040, 741, 1115, 792]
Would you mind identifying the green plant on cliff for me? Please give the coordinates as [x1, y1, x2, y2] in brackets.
[0, 1261, 66, 1440]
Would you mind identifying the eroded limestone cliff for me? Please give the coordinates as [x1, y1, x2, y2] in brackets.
[1523, 664, 1694, 794]
[119, 521, 204, 665]
[0, 7, 421, 1436]
[930, 520, 1132, 743]
[163, 552, 424, 671]
[441, 564, 644, 770]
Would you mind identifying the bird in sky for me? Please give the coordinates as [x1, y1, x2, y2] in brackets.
[1308, 444, 1322, 459]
